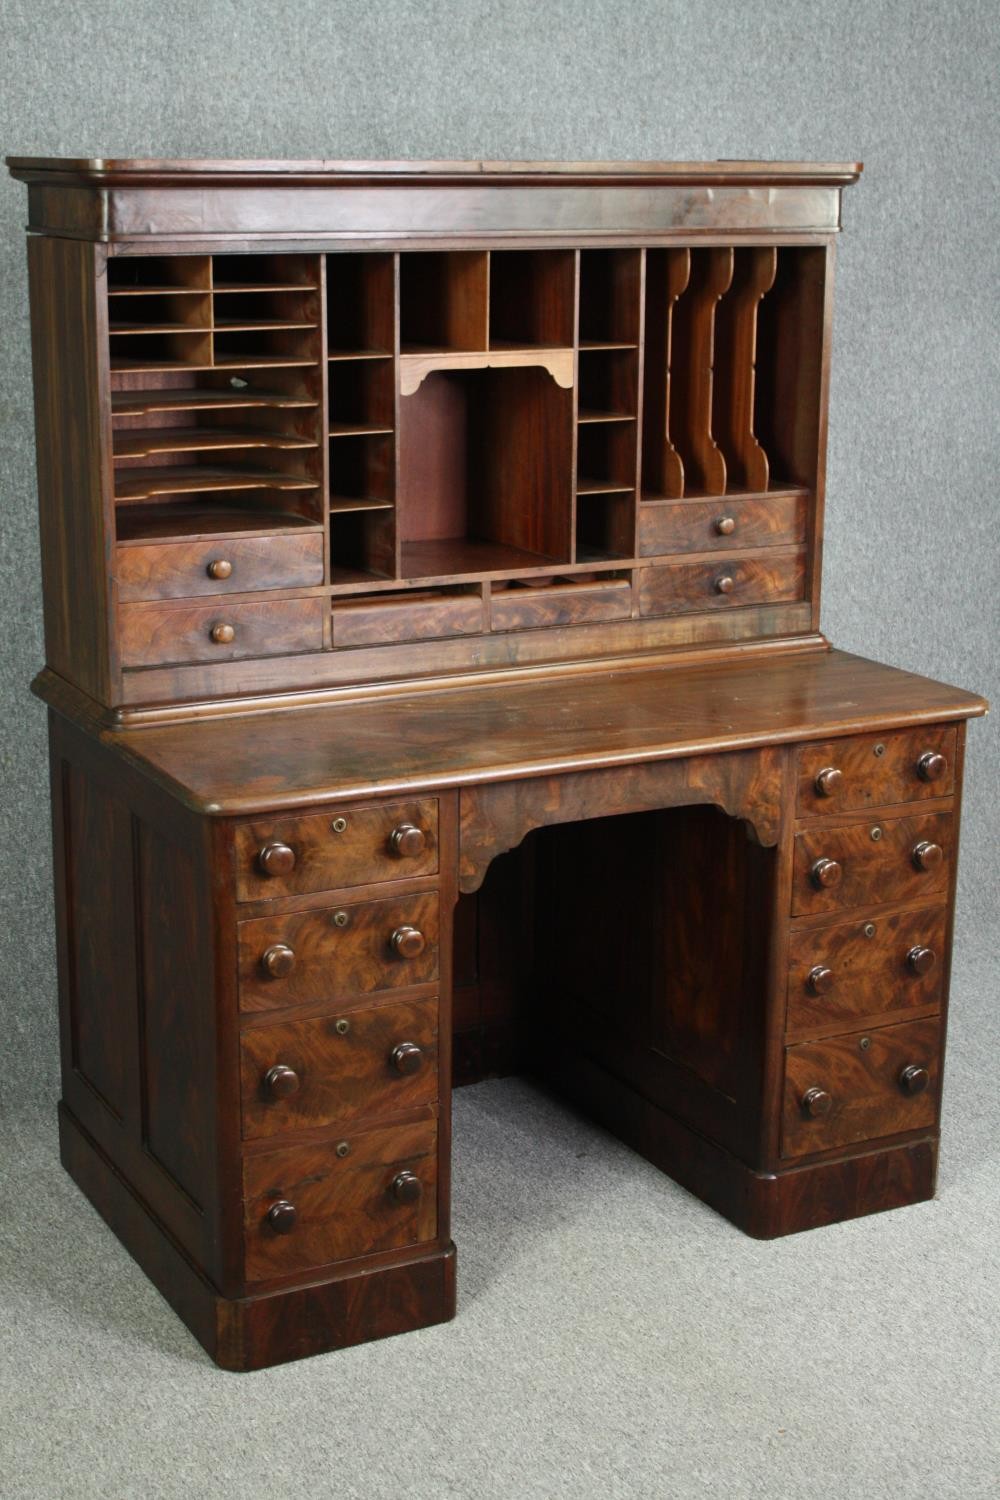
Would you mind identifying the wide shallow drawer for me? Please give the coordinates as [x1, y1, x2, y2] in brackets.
[637, 492, 806, 557]
[490, 576, 632, 632]
[243, 1119, 438, 1280]
[782, 1016, 940, 1158]
[786, 904, 948, 1035]
[332, 589, 483, 647]
[241, 995, 438, 1139]
[797, 725, 956, 814]
[791, 811, 952, 917]
[638, 550, 805, 616]
[120, 595, 324, 667]
[116, 532, 324, 602]
[238, 892, 439, 1013]
[235, 798, 439, 901]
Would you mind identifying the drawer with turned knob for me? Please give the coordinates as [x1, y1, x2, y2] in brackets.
[118, 596, 324, 668]
[237, 891, 439, 1013]
[792, 811, 952, 916]
[235, 798, 438, 900]
[240, 994, 438, 1139]
[786, 904, 949, 1034]
[797, 726, 956, 813]
[243, 1119, 438, 1280]
[636, 492, 807, 556]
[114, 532, 324, 602]
[781, 1015, 940, 1157]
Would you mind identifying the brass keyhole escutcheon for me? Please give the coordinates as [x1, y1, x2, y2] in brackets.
[863, 923, 877, 939]
[873, 743, 886, 757]
[335, 1018, 350, 1036]
[335, 1140, 351, 1158]
[331, 816, 348, 834]
[333, 910, 349, 928]
[859, 1036, 871, 1051]
[870, 825, 883, 842]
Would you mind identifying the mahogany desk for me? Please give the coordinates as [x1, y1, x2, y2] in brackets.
[6, 156, 987, 1370]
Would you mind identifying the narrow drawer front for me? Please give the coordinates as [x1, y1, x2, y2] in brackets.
[238, 892, 439, 1013]
[243, 1120, 438, 1280]
[235, 798, 439, 901]
[120, 596, 324, 668]
[798, 726, 956, 814]
[241, 996, 438, 1139]
[116, 532, 324, 602]
[792, 811, 952, 916]
[333, 591, 483, 648]
[638, 493, 806, 557]
[787, 905, 948, 1035]
[782, 1016, 939, 1158]
[490, 578, 632, 632]
[638, 550, 805, 617]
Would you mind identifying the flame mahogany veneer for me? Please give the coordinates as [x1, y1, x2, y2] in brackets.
[7, 156, 987, 1370]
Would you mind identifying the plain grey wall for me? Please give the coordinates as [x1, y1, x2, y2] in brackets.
[1, 0, 996, 1115]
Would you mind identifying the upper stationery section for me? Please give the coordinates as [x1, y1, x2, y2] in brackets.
[7, 159, 862, 718]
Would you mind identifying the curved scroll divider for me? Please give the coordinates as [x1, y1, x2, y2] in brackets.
[712, 247, 777, 492]
[399, 346, 575, 397]
[641, 248, 690, 499]
[669, 248, 734, 497]
[458, 747, 784, 894]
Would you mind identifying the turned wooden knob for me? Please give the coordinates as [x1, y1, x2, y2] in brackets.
[814, 766, 843, 798]
[391, 1171, 423, 1205]
[257, 841, 296, 877]
[390, 1041, 425, 1075]
[807, 965, 835, 995]
[916, 751, 947, 783]
[898, 1064, 930, 1096]
[715, 515, 736, 536]
[261, 942, 296, 978]
[388, 823, 427, 858]
[266, 1199, 297, 1234]
[391, 925, 426, 959]
[264, 1064, 300, 1099]
[210, 622, 235, 645]
[907, 945, 937, 976]
[912, 840, 943, 872]
[810, 857, 842, 890]
[801, 1087, 833, 1118]
[207, 558, 233, 580]
[714, 574, 735, 595]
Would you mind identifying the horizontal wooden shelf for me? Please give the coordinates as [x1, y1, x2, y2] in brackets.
[577, 409, 636, 424]
[111, 388, 318, 415]
[328, 422, 394, 439]
[113, 429, 318, 459]
[110, 356, 215, 373]
[327, 348, 393, 362]
[576, 478, 636, 495]
[400, 537, 560, 581]
[113, 467, 320, 502]
[116, 504, 323, 543]
[640, 483, 806, 505]
[579, 340, 638, 351]
[213, 282, 318, 294]
[110, 322, 209, 336]
[329, 496, 395, 513]
[213, 317, 317, 332]
[213, 355, 318, 369]
[108, 286, 208, 297]
[399, 344, 574, 396]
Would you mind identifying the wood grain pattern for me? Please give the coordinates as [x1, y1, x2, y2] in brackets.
[786, 904, 948, 1035]
[638, 491, 806, 557]
[243, 1120, 438, 1279]
[792, 811, 953, 916]
[116, 532, 324, 602]
[639, 550, 806, 616]
[235, 798, 439, 900]
[237, 892, 439, 1012]
[489, 576, 631, 632]
[332, 590, 484, 648]
[797, 725, 957, 813]
[668, 248, 733, 496]
[782, 1016, 940, 1157]
[120, 596, 324, 668]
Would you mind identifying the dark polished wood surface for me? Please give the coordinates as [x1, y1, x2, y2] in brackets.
[84, 648, 986, 814]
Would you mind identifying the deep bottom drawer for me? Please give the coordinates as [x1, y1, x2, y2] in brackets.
[782, 1016, 940, 1158]
[243, 1119, 438, 1280]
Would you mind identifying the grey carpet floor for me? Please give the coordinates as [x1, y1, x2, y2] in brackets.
[1, 940, 997, 1500]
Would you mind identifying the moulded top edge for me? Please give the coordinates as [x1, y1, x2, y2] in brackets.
[5, 156, 864, 187]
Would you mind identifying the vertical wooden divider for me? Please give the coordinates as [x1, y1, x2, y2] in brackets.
[317, 255, 332, 643]
[641, 247, 690, 500]
[712, 247, 776, 493]
[569, 250, 581, 564]
[390, 252, 402, 582]
[630, 249, 648, 606]
[669, 248, 733, 497]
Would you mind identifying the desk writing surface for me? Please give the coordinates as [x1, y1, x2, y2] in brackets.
[108, 648, 987, 815]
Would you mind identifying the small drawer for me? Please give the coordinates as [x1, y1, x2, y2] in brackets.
[332, 588, 483, 648]
[120, 595, 324, 668]
[637, 492, 806, 557]
[241, 995, 438, 1139]
[792, 811, 952, 917]
[490, 576, 632, 632]
[638, 550, 805, 617]
[797, 726, 956, 814]
[238, 891, 439, 1013]
[235, 798, 439, 901]
[781, 1016, 939, 1158]
[243, 1119, 438, 1279]
[787, 905, 948, 1035]
[115, 532, 324, 602]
